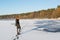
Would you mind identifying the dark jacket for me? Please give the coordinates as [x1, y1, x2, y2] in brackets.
[16, 19, 20, 28]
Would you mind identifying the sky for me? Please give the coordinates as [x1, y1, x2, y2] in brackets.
[0, 0, 60, 15]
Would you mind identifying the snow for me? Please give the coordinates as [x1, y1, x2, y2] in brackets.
[0, 19, 60, 40]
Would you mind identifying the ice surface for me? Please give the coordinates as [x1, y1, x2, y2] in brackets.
[0, 19, 60, 40]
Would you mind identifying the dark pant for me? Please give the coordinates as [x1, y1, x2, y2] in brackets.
[16, 24, 21, 35]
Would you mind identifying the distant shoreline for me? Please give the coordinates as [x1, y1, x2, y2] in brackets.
[0, 5, 60, 19]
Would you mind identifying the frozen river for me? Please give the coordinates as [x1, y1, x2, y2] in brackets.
[0, 19, 60, 40]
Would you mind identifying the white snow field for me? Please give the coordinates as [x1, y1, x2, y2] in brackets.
[0, 19, 60, 40]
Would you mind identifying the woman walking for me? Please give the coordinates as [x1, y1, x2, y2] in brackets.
[13, 16, 21, 40]
[15, 16, 21, 35]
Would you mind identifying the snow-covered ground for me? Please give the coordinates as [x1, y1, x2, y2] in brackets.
[0, 19, 60, 40]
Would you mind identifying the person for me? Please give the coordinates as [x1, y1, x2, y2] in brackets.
[15, 16, 21, 35]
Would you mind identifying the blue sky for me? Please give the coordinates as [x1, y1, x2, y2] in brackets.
[0, 0, 60, 15]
